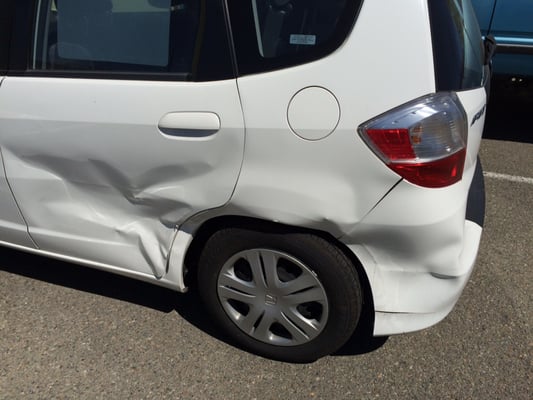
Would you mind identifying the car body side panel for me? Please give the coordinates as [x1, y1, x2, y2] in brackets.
[0, 4, 33, 247]
[0, 77, 35, 247]
[0, 77, 245, 279]
[0, 149, 35, 248]
[224, 0, 435, 235]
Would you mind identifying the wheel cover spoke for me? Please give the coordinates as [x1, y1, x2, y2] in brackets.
[278, 310, 317, 344]
[218, 272, 256, 296]
[254, 311, 276, 342]
[278, 273, 318, 296]
[217, 249, 329, 347]
[245, 251, 268, 290]
[237, 306, 265, 334]
[260, 250, 281, 288]
[280, 304, 321, 338]
[218, 284, 255, 304]
[284, 287, 325, 305]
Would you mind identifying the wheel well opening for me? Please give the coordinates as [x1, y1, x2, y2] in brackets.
[182, 215, 375, 338]
[335, 242, 376, 344]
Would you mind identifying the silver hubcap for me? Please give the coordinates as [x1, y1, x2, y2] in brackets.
[217, 249, 329, 346]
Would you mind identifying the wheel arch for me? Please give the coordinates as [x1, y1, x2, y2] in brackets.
[175, 214, 375, 338]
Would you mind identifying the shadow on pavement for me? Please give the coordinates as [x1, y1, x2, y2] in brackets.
[0, 246, 237, 352]
[334, 303, 388, 357]
[483, 79, 533, 144]
[0, 247, 179, 313]
[0, 246, 387, 360]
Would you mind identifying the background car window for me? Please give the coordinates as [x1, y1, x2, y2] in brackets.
[31, 0, 203, 78]
[228, 0, 362, 75]
[428, 0, 485, 91]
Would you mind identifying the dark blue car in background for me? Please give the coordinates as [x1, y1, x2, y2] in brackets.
[472, 0, 533, 80]
[472, 0, 532, 143]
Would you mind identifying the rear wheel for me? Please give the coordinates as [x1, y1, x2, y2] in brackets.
[197, 227, 362, 362]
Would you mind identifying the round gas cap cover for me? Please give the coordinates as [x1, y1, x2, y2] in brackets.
[287, 86, 340, 141]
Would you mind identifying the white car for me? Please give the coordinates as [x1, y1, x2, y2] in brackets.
[0, 0, 489, 362]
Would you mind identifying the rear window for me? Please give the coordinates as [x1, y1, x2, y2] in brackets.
[428, 0, 485, 91]
[227, 0, 362, 75]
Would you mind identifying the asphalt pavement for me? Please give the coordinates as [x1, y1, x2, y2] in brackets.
[0, 88, 531, 399]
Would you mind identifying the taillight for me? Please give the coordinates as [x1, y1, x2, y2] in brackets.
[358, 92, 468, 188]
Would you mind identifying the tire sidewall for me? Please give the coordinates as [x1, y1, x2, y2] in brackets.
[198, 228, 362, 363]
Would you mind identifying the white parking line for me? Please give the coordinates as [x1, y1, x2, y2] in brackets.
[484, 171, 533, 185]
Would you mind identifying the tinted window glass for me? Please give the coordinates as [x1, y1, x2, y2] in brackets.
[228, 0, 362, 75]
[54, 0, 172, 68]
[30, 0, 233, 81]
[429, 0, 485, 91]
[0, 0, 15, 73]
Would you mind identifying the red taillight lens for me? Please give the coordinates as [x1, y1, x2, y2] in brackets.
[359, 93, 468, 188]
[365, 129, 416, 160]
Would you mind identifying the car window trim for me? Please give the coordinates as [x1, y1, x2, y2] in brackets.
[226, 0, 363, 77]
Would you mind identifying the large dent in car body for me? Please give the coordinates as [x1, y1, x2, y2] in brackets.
[1, 146, 200, 278]
[0, 77, 245, 279]
[226, 164, 395, 236]
[228, 0, 437, 234]
[0, 147, 36, 248]
[222, 122, 401, 235]
[342, 162, 480, 315]
[0, 76, 34, 245]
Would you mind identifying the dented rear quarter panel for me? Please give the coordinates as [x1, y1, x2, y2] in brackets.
[223, 0, 436, 235]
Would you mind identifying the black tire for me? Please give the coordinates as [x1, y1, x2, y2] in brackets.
[197, 227, 362, 363]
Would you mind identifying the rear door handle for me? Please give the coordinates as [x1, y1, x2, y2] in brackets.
[158, 112, 221, 138]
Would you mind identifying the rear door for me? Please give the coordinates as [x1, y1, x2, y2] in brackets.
[0, 0, 244, 278]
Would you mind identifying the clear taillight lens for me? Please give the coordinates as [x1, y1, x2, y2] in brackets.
[358, 92, 468, 188]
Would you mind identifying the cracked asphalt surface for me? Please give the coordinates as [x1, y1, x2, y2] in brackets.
[1, 88, 531, 399]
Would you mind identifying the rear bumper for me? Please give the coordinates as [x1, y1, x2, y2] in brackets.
[342, 159, 485, 336]
[372, 219, 482, 336]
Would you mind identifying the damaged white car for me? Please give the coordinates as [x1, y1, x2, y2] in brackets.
[0, 0, 489, 362]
